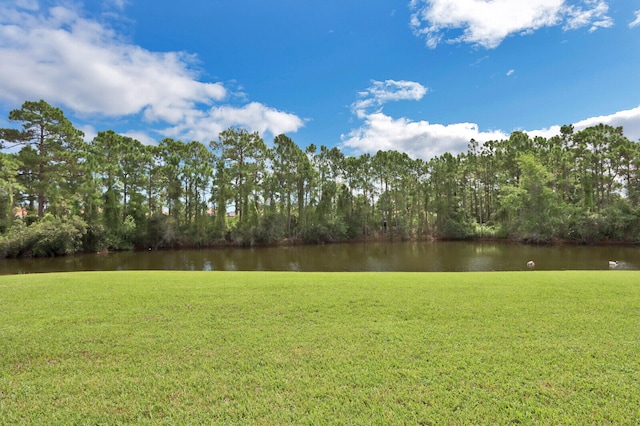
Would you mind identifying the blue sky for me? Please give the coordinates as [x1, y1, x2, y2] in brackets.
[1, 0, 639, 159]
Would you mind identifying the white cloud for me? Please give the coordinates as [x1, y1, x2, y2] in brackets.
[344, 105, 640, 160]
[521, 106, 640, 143]
[342, 111, 507, 159]
[0, 2, 304, 142]
[344, 83, 640, 160]
[572, 106, 640, 141]
[78, 124, 97, 143]
[15, 0, 39, 11]
[367, 80, 428, 104]
[352, 80, 428, 118]
[409, 0, 613, 49]
[630, 10, 640, 28]
[345, 79, 505, 158]
[525, 125, 563, 140]
[79, 124, 158, 147]
[563, 1, 613, 32]
[120, 130, 158, 146]
[164, 102, 305, 143]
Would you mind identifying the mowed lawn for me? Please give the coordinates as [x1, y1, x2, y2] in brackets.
[1, 271, 639, 424]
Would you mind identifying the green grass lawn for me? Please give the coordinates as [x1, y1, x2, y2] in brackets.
[1, 271, 639, 424]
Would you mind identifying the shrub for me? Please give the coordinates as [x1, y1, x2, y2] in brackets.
[254, 212, 286, 244]
[299, 220, 347, 244]
[0, 215, 87, 258]
[436, 217, 474, 240]
[83, 222, 109, 253]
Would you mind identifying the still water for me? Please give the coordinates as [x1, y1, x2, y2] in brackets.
[1, 241, 638, 275]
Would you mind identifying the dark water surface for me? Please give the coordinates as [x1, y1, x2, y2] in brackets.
[1, 241, 638, 275]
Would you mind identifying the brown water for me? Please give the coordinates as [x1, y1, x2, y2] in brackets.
[0, 241, 638, 275]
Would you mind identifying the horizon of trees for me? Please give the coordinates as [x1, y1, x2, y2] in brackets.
[1, 100, 640, 257]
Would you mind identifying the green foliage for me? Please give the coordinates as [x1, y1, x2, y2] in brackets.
[1, 100, 85, 218]
[497, 154, 562, 242]
[471, 222, 498, 238]
[0, 153, 24, 232]
[228, 219, 256, 246]
[137, 214, 166, 248]
[106, 215, 137, 251]
[82, 221, 108, 253]
[299, 219, 347, 244]
[599, 201, 640, 240]
[211, 128, 267, 225]
[32, 215, 87, 256]
[436, 215, 475, 239]
[0, 215, 87, 257]
[210, 211, 228, 241]
[0, 220, 29, 257]
[254, 211, 286, 243]
[145, 213, 179, 249]
[565, 201, 640, 242]
[4, 100, 640, 252]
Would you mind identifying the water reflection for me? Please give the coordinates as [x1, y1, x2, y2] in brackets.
[0, 241, 638, 275]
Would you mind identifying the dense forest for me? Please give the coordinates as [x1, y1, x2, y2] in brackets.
[1, 100, 640, 257]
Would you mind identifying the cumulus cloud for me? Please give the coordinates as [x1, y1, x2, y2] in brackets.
[342, 112, 507, 159]
[572, 106, 640, 141]
[630, 10, 640, 28]
[164, 102, 305, 143]
[409, 0, 613, 49]
[517, 107, 640, 144]
[343, 83, 640, 160]
[0, 5, 225, 118]
[344, 80, 505, 158]
[524, 125, 564, 140]
[0, 2, 304, 142]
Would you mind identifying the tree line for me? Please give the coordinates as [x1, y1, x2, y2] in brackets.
[1, 100, 639, 257]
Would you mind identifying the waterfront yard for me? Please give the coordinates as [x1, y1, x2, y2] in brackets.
[1, 271, 639, 424]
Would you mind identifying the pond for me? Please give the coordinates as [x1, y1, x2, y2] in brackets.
[1, 241, 638, 275]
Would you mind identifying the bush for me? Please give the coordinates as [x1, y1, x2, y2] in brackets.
[229, 220, 257, 247]
[83, 222, 109, 253]
[32, 215, 87, 256]
[600, 203, 639, 241]
[254, 212, 286, 244]
[565, 211, 594, 242]
[472, 223, 497, 239]
[0, 215, 87, 258]
[0, 220, 32, 257]
[146, 214, 180, 249]
[299, 220, 347, 244]
[436, 216, 474, 240]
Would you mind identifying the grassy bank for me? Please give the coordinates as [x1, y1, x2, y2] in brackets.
[1, 271, 639, 424]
